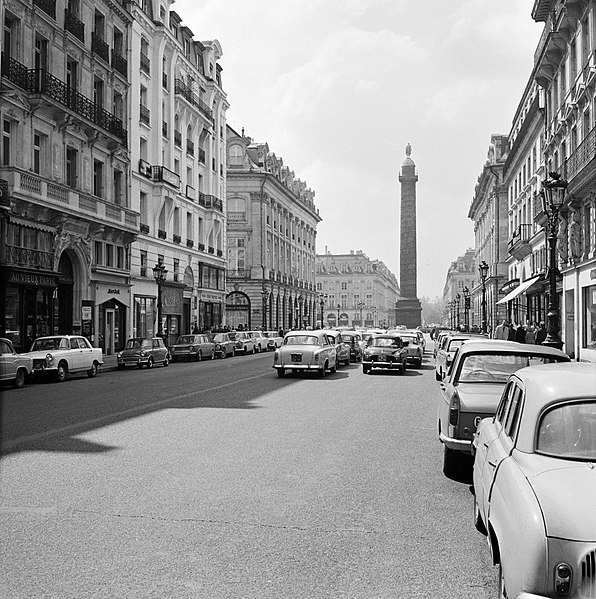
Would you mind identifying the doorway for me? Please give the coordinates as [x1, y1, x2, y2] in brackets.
[105, 309, 115, 355]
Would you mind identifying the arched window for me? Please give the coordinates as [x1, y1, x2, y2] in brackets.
[229, 144, 243, 166]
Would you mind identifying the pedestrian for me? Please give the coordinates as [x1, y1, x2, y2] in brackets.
[535, 321, 547, 345]
[507, 322, 517, 341]
[525, 323, 536, 344]
[515, 323, 526, 343]
[493, 319, 509, 340]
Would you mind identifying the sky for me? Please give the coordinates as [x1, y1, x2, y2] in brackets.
[173, 0, 544, 299]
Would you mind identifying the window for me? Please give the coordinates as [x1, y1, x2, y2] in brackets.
[229, 144, 243, 166]
[113, 169, 122, 205]
[4, 15, 18, 60]
[94, 76, 104, 109]
[34, 36, 48, 71]
[65, 147, 77, 188]
[66, 57, 78, 91]
[106, 244, 114, 267]
[583, 285, 596, 349]
[117, 246, 124, 269]
[173, 207, 180, 236]
[140, 250, 147, 276]
[341, 282, 347, 290]
[113, 91, 123, 120]
[94, 10, 105, 40]
[186, 212, 192, 239]
[93, 160, 103, 197]
[113, 28, 124, 56]
[140, 192, 148, 224]
[2, 119, 12, 166]
[94, 241, 102, 265]
[173, 258, 179, 282]
[32, 132, 48, 174]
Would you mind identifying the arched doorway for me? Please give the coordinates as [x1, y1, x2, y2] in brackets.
[226, 291, 250, 330]
[55, 252, 74, 334]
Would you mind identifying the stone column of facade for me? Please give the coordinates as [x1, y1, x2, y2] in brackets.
[395, 144, 422, 327]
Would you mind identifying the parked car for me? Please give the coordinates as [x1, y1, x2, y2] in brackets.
[117, 337, 170, 369]
[248, 331, 267, 353]
[435, 333, 473, 380]
[273, 330, 337, 378]
[326, 330, 351, 366]
[340, 331, 363, 362]
[212, 332, 236, 358]
[472, 362, 596, 599]
[437, 339, 570, 478]
[395, 332, 423, 368]
[169, 334, 215, 362]
[27, 335, 103, 382]
[0, 337, 32, 388]
[263, 331, 283, 351]
[407, 329, 426, 353]
[362, 333, 408, 375]
[233, 331, 256, 355]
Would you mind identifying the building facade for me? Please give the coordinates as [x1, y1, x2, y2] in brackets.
[316, 250, 399, 329]
[129, 0, 228, 345]
[467, 136, 510, 334]
[1, 0, 136, 353]
[442, 249, 478, 330]
[226, 126, 321, 332]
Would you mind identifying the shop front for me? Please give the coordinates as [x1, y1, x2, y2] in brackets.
[199, 291, 223, 331]
[162, 282, 185, 347]
[93, 283, 132, 355]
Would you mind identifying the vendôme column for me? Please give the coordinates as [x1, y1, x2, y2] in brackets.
[395, 143, 422, 327]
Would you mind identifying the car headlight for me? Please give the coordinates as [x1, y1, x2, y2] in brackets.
[140, 350, 146, 357]
[554, 563, 572, 595]
[189, 345, 196, 352]
[46, 353, 54, 364]
[117, 352, 122, 358]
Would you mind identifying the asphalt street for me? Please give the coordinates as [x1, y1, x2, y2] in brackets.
[0, 340, 498, 598]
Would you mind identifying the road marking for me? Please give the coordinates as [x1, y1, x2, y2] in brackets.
[2, 372, 271, 450]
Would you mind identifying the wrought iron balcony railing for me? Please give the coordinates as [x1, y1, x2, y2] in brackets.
[91, 33, 110, 63]
[34, 0, 56, 19]
[64, 9, 85, 43]
[1, 55, 126, 145]
[174, 78, 213, 120]
[111, 50, 127, 78]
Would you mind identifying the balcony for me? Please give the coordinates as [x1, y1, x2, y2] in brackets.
[111, 50, 127, 79]
[174, 78, 213, 120]
[139, 104, 150, 126]
[6, 245, 53, 270]
[508, 223, 534, 260]
[33, 0, 56, 19]
[561, 125, 596, 183]
[186, 239, 194, 248]
[91, 33, 110, 64]
[186, 185, 196, 200]
[228, 269, 247, 278]
[158, 229, 166, 239]
[173, 234, 181, 244]
[1, 55, 126, 145]
[0, 168, 139, 233]
[140, 52, 150, 75]
[208, 246, 215, 254]
[198, 194, 223, 212]
[198, 243, 205, 251]
[151, 165, 180, 189]
[64, 9, 85, 43]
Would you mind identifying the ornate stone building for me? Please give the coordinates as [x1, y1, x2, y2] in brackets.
[316, 250, 399, 329]
[0, 0, 135, 352]
[442, 249, 478, 329]
[226, 126, 321, 331]
[129, 0, 228, 344]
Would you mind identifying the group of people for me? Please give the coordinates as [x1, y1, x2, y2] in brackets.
[492, 320, 547, 345]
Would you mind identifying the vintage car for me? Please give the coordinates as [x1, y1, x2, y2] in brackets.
[435, 333, 473, 380]
[326, 330, 351, 367]
[437, 339, 569, 478]
[407, 329, 426, 353]
[362, 333, 408, 375]
[212, 332, 236, 358]
[117, 337, 170, 369]
[27, 335, 103, 382]
[233, 331, 257, 355]
[472, 362, 596, 599]
[395, 332, 423, 368]
[339, 331, 363, 362]
[0, 337, 33, 388]
[264, 331, 284, 351]
[169, 334, 215, 362]
[273, 330, 337, 378]
[247, 331, 267, 353]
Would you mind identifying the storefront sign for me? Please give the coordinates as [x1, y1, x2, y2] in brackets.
[107, 288, 121, 295]
[82, 306, 92, 320]
[162, 285, 183, 314]
[9, 271, 57, 287]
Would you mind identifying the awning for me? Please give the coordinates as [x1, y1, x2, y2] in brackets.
[497, 276, 541, 304]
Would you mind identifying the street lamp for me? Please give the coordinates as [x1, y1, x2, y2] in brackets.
[357, 301, 365, 326]
[319, 293, 327, 328]
[463, 286, 470, 331]
[261, 287, 269, 330]
[455, 294, 461, 330]
[540, 172, 567, 349]
[298, 294, 304, 329]
[152, 262, 168, 339]
[372, 306, 378, 327]
[479, 261, 489, 335]
[337, 303, 341, 327]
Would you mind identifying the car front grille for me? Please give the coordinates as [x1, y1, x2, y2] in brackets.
[32, 358, 47, 369]
[580, 549, 596, 597]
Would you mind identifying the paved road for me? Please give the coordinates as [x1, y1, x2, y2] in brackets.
[0, 343, 498, 598]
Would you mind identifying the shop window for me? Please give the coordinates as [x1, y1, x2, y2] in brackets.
[583, 285, 596, 349]
[94, 241, 103, 265]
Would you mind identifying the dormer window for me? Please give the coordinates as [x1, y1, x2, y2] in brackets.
[229, 144, 243, 166]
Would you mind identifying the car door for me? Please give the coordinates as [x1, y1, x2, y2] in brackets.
[76, 336, 94, 370]
[0, 339, 16, 381]
[68, 337, 84, 370]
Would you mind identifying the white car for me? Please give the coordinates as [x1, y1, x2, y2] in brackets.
[247, 330, 267, 353]
[27, 335, 103, 382]
[263, 331, 283, 351]
[273, 330, 337, 378]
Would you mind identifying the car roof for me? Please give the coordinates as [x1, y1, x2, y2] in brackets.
[513, 363, 596, 451]
[456, 339, 569, 358]
[286, 330, 322, 336]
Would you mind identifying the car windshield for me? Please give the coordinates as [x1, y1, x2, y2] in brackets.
[447, 339, 468, 352]
[400, 336, 418, 344]
[176, 336, 195, 344]
[536, 401, 596, 460]
[126, 339, 151, 349]
[284, 335, 319, 346]
[368, 337, 400, 348]
[31, 337, 68, 351]
[458, 352, 568, 383]
[213, 334, 228, 342]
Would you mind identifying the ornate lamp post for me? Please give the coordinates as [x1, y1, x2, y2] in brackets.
[540, 172, 567, 349]
[462, 286, 470, 331]
[319, 293, 327, 328]
[152, 262, 168, 339]
[455, 294, 461, 330]
[357, 301, 365, 326]
[261, 288, 269, 330]
[479, 261, 489, 335]
[337, 303, 341, 327]
[298, 294, 304, 329]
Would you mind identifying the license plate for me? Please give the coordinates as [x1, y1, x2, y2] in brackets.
[291, 354, 302, 362]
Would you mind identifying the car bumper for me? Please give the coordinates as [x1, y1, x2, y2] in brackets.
[439, 431, 472, 453]
[363, 360, 403, 369]
[117, 358, 150, 366]
[273, 363, 324, 372]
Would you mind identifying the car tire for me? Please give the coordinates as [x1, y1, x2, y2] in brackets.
[362, 364, 370, 374]
[330, 362, 337, 373]
[87, 361, 99, 378]
[473, 497, 487, 535]
[55, 361, 68, 382]
[13, 368, 27, 389]
[232, 348, 237, 357]
[277, 368, 286, 378]
[319, 363, 328, 377]
[163, 356, 169, 367]
[117, 364, 125, 369]
[416, 358, 422, 368]
[137, 362, 144, 369]
[442, 446, 461, 479]
[147, 357, 154, 369]
[435, 370, 442, 381]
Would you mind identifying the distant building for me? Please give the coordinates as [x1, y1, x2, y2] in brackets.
[315, 250, 399, 329]
[442, 249, 477, 330]
[226, 126, 321, 331]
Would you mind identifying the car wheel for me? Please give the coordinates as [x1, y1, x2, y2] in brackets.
[319, 362, 328, 377]
[13, 368, 27, 389]
[220, 349, 226, 359]
[416, 358, 422, 368]
[197, 350, 203, 361]
[55, 361, 68, 382]
[87, 361, 99, 378]
[117, 364, 125, 369]
[252, 346, 255, 354]
[147, 357, 154, 369]
[362, 364, 370, 374]
[442, 446, 461, 479]
[435, 370, 442, 381]
[474, 497, 487, 535]
[277, 368, 286, 377]
[163, 356, 169, 367]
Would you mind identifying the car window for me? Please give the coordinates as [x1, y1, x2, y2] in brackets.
[0, 340, 12, 355]
[447, 339, 467, 352]
[537, 401, 596, 459]
[178, 336, 193, 344]
[77, 337, 91, 349]
[59, 338, 70, 350]
[285, 335, 319, 346]
[70, 338, 81, 349]
[504, 385, 523, 439]
[153, 339, 161, 348]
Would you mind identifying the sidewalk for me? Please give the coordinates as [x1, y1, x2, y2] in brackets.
[101, 353, 119, 372]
